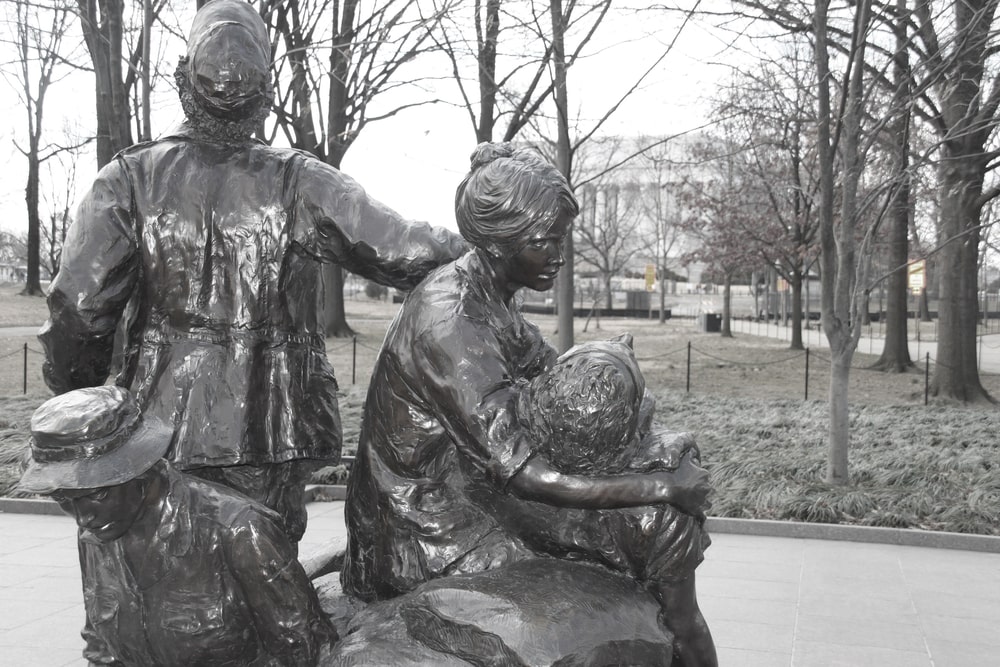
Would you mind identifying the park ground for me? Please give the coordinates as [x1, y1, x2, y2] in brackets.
[0, 284, 997, 536]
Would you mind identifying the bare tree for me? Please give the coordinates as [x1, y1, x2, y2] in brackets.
[813, 0, 891, 484]
[911, 0, 1000, 402]
[39, 144, 81, 280]
[434, 0, 545, 143]
[869, 0, 914, 372]
[735, 0, 1000, 400]
[0, 230, 28, 267]
[548, 0, 578, 351]
[1, 0, 79, 296]
[574, 181, 644, 310]
[438, 0, 684, 352]
[677, 133, 767, 338]
[719, 53, 822, 350]
[261, 0, 448, 336]
[74, 0, 174, 168]
[76, 0, 130, 167]
[731, 0, 903, 482]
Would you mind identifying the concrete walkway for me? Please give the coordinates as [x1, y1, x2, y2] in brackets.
[1, 503, 998, 666]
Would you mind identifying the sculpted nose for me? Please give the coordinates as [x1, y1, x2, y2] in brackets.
[73, 504, 96, 527]
[551, 246, 565, 266]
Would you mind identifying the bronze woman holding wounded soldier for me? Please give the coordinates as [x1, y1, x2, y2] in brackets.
[343, 142, 717, 666]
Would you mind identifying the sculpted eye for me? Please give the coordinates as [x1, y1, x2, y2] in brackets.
[87, 488, 111, 501]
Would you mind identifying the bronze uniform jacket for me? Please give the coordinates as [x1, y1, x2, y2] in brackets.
[40, 126, 465, 468]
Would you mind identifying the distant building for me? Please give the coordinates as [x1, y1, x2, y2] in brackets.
[571, 134, 709, 292]
[0, 263, 26, 283]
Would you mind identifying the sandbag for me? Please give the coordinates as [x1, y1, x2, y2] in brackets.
[320, 558, 673, 666]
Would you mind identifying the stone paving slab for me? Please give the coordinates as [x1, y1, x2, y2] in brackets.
[1, 505, 998, 666]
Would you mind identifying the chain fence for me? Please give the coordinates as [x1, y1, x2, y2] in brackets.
[5, 317, 1000, 407]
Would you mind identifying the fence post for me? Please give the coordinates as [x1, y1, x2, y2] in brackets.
[686, 341, 691, 393]
[352, 336, 357, 385]
[804, 348, 809, 401]
[23, 343, 28, 394]
[924, 352, 930, 406]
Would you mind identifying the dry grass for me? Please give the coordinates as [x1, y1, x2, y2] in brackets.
[2, 286, 998, 535]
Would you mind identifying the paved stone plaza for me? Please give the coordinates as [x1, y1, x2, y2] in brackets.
[1, 502, 998, 666]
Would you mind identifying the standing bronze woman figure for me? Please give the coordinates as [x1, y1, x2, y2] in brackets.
[39, 0, 465, 547]
[343, 142, 717, 666]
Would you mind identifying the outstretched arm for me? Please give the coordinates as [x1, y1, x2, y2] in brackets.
[409, 309, 711, 518]
[292, 158, 468, 290]
[508, 450, 712, 515]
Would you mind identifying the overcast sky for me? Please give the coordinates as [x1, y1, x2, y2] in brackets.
[0, 3, 737, 237]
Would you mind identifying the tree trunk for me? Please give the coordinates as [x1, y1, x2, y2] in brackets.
[920, 0, 996, 401]
[78, 0, 132, 168]
[658, 276, 667, 323]
[475, 0, 500, 142]
[872, 181, 912, 371]
[22, 145, 44, 296]
[140, 0, 152, 141]
[320, 0, 360, 338]
[931, 157, 990, 401]
[814, 0, 870, 485]
[789, 269, 803, 350]
[603, 274, 613, 310]
[720, 274, 732, 337]
[550, 0, 573, 353]
[323, 266, 355, 337]
[873, 0, 913, 372]
[827, 346, 851, 484]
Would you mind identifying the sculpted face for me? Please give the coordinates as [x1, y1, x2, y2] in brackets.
[503, 213, 572, 293]
[53, 480, 146, 542]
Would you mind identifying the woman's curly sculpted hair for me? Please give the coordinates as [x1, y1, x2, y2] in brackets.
[455, 142, 579, 258]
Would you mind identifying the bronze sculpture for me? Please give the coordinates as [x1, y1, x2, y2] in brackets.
[341, 142, 717, 665]
[31, 1, 718, 659]
[38, 0, 466, 547]
[18, 386, 334, 666]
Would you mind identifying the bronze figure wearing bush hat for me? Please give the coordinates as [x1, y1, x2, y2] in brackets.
[21, 386, 334, 666]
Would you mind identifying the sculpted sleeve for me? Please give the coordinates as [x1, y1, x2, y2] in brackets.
[411, 314, 555, 488]
[291, 157, 467, 290]
[39, 158, 140, 394]
[227, 510, 334, 665]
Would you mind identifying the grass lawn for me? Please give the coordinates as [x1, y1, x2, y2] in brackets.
[1, 287, 997, 536]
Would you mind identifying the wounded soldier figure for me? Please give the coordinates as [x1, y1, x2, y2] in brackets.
[515, 334, 716, 665]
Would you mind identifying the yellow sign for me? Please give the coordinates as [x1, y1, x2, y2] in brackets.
[644, 264, 656, 292]
[777, 278, 789, 292]
[908, 260, 926, 291]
